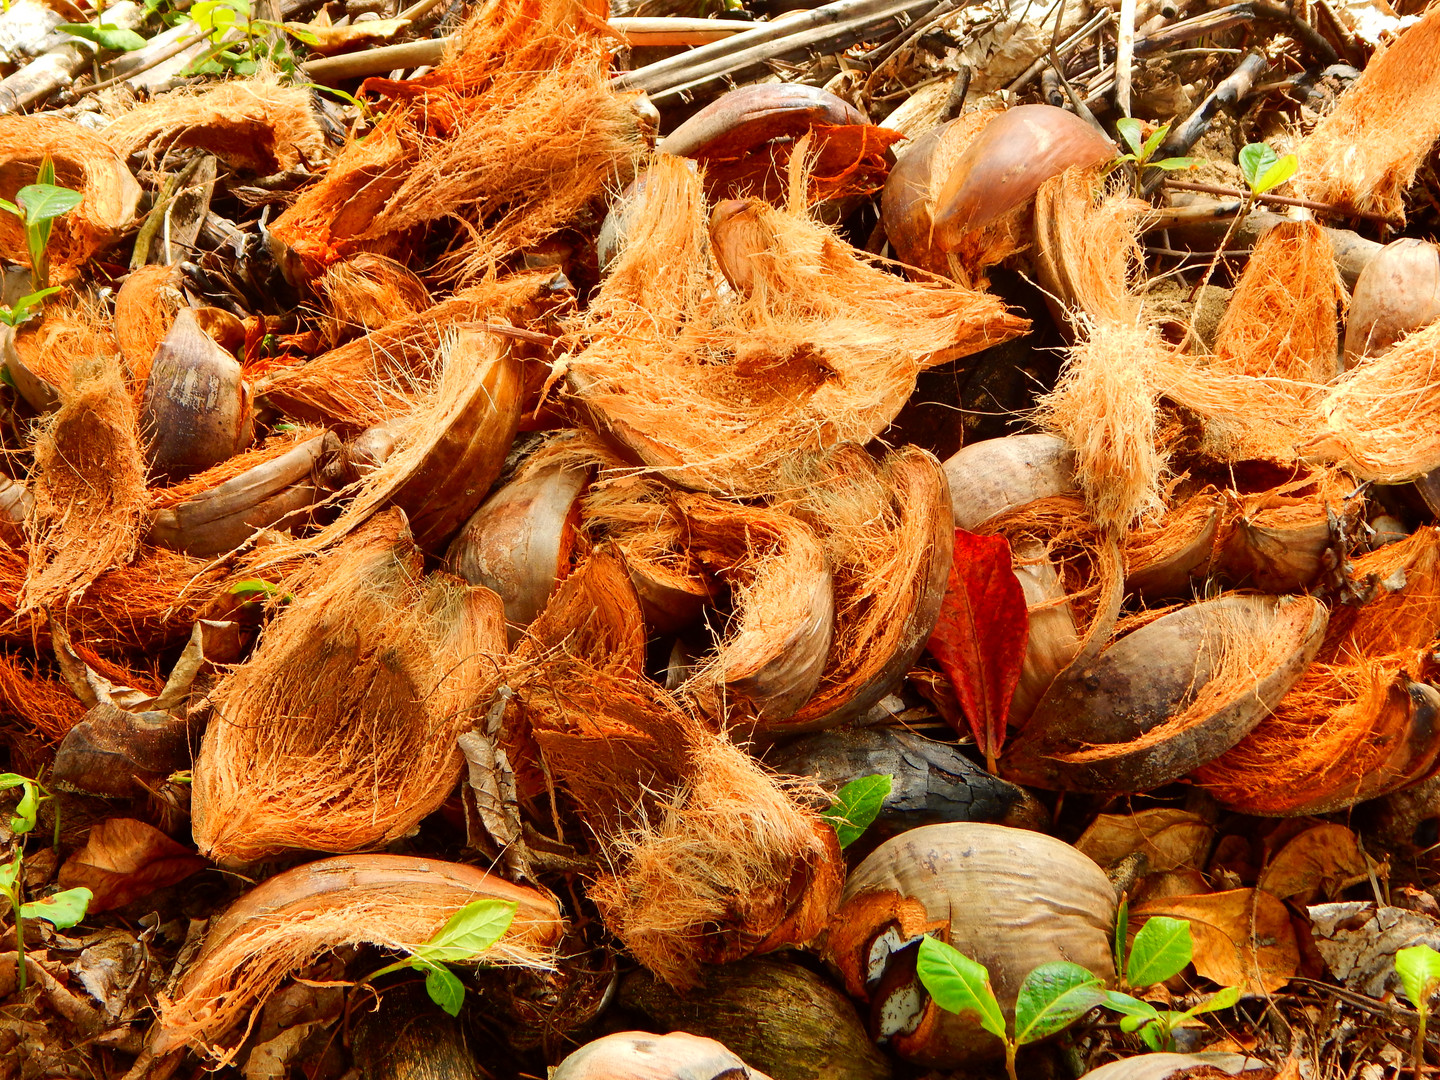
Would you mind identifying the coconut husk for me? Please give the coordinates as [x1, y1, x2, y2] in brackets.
[258, 273, 556, 429]
[1294, 3, 1440, 221]
[101, 77, 329, 175]
[148, 855, 564, 1064]
[2, 294, 120, 410]
[0, 651, 86, 742]
[1212, 221, 1345, 383]
[0, 117, 140, 279]
[1220, 467, 1360, 593]
[1194, 527, 1440, 814]
[114, 264, 184, 389]
[21, 357, 147, 616]
[569, 153, 1027, 497]
[267, 0, 646, 284]
[192, 510, 507, 863]
[1032, 164, 1147, 327]
[1124, 484, 1227, 598]
[316, 253, 432, 348]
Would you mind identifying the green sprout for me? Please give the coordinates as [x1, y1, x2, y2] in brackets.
[1113, 118, 1198, 196]
[1238, 142, 1299, 198]
[367, 897, 517, 1016]
[182, 0, 318, 78]
[1396, 944, 1440, 1080]
[0, 156, 83, 292]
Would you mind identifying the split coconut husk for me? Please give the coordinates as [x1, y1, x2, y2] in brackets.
[147, 855, 564, 1064]
[191, 510, 507, 862]
[1004, 592, 1327, 792]
[569, 153, 1027, 497]
[316, 252, 432, 348]
[1294, 3, 1440, 221]
[1, 293, 120, 411]
[1218, 467, 1360, 593]
[267, 0, 647, 284]
[1124, 483, 1227, 598]
[114, 264, 183, 389]
[825, 822, 1116, 1068]
[941, 432, 1077, 531]
[0, 650, 86, 742]
[1194, 527, 1440, 814]
[0, 116, 140, 279]
[1344, 238, 1440, 366]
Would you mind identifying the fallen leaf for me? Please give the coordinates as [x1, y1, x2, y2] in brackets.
[1134, 889, 1300, 996]
[926, 529, 1029, 771]
[286, 18, 410, 55]
[1308, 901, 1440, 997]
[1259, 823, 1375, 904]
[1076, 808, 1215, 875]
[57, 818, 206, 913]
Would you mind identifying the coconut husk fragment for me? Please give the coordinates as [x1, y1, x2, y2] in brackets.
[148, 855, 564, 1064]
[569, 154, 1027, 497]
[942, 433, 1077, 531]
[192, 511, 508, 862]
[1032, 164, 1147, 327]
[101, 78, 329, 175]
[0, 116, 140, 279]
[0, 650, 85, 741]
[1, 294, 120, 411]
[1295, 4, 1440, 221]
[1194, 527, 1440, 814]
[267, 0, 646, 284]
[114, 264, 183, 389]
[316, 252, 432, 348]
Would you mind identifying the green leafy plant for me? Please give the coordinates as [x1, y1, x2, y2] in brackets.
[0, 157, 82, 292]
[1113, 119, 1197, 195]
[367, 897, 516, 1016]
[183, 0, 318, 78]
[916, 936, 1105, 1080]
[0, 287, 61, 328]
[58, 20, 150, 52]
[1395, 944, 1440, 1080]
[0, 772, 92, 1000]
[820, 774, 891, 849]
[1238, 142, 1299, 198]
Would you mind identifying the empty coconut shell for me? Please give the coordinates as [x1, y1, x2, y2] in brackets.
[114, 264, 184, 389]
[826, 822, 1116, 1068]
[553, 1032, 773, 1080]
[942, 433, 1077, 530]
[1218, 469, 1360, 593]
[51, 702, 193, 798]
[1344, 237, 1440, 367]
[1004, 593, 1328, 793]
[140, 307, 255, 481]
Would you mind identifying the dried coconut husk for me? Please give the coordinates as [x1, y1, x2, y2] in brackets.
[192, 510, 507, 862]
[316, 252, 432, 348]
[1, 294, 120, 411]
[776, 445, 953, 731]
[309, 330, 523, 553]
[942, 433, 1077, 531]
[1194, 527, 1440, 814]
[268, 0, 646, 284]
[1124, 485, 1227, 598]
[1220, 467, 1360, 593]
[1004, 593, 1328, 793]
[147, 855, 563, 1064]
[0, 476, 30, 548]
[1032, 164, 1146, 328]
[522, 658, 842, 988]
[1294, 3, 1440, 221]
[569, 153, 1027, 497]
[0, 117, 140, 279]
[258, 273, 556, 429]
[0, 650, 85, 741]
[114, 264, 183, 390]
[21, 357, 147, 616]
[1211, 221, 1344, 383]
[101, 78, 328, 176]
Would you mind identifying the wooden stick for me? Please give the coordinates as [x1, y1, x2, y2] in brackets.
[1115, 0, 1137, 114]
[1163, 178, 1400, 224]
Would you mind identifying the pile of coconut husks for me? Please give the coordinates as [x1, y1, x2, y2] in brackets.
[6, 0, 1440, 1076]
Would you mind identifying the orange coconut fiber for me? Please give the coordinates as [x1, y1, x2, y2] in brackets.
[102, 77, 329, 176]
[267, 0, 645, 284]
[1194, 527, 1440, 814]
[316, 252, 431, 349]
[1211, 221, 1345, 383]
[191, 510, 507, 863]
[0, 651, 86, 742]
[567, 153, 1027, 497]
[1294, 3, 1440, 221]
[114, 264, 184, 390]
[147, 855, 563, 1064]
[3, 292, 120, 406]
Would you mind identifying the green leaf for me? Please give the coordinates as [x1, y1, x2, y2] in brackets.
[1238, 143, 1279, 193]
[228, 578, 282, 598]
[1396, 945, 1440, 1011]
[1114, 899, 1129, 979]
[1185, 983, 1241, 1018]
[1254, 154, 1298, 196]
[1140, 123, 1170, 161]
[1138, 1020, 1168, 1052]
[0, 854, 20, 890]
[11, 780, 38, 834]
[16, 185, 82, 225]
[58, 22, 149, 50]
[286, 24, 320, 44]
[820, 774, 892, 849]
[0, 198, 19, 219]
[420, 959, 465, 1016]
[0, 773, 28, 791]
[21, 886, 91, 928]
[1127, 916, 1192, 988]
[1152, 157, 1199, 171]
[1115, 117, 1145, 157]
[1013, 961, 1105, 1045]
[915, 936, 1006, 1042]
[411, 898, 516, 964]
[1103, 990, 1160, 1023]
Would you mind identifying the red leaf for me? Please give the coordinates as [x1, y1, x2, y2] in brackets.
[925, 529, 1029, 772]
[57, 818, 207, 914]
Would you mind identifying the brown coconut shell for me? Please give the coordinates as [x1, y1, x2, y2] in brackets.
[148, 855, 564, 1063]
[1004, 593, 1328, 793]
[1083, 1054, 1274, 1080]
[825, 822, 1116, 1069]
[192, 511, 508, 863]
[941, 433, 1076, 531]
[0, 116, 140, 279]
[553, 1032, 773, 1080]
[1124, 486, 1226, 599]
[1344, 237, 1440, 367]
[1218, 468, 1361, 593]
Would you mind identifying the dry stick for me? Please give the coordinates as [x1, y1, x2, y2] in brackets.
[860, 0, 960, 98]
[1138, 49, 1267, 197]
[1004, 8, 1110, 93]
[1163, 178, 1399, 224]
[1114, 0, 1137, 114]
[70, 30, 209, 99]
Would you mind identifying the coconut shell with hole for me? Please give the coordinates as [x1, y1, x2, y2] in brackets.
[1004, 594, 1328, 792]
[942, 434, 1077, 530]
[1345, 238, 1440, 367]
[825, 822, 1116, 1069]
[553, 1032, 773, 1080]
[140, 307, 254, 480]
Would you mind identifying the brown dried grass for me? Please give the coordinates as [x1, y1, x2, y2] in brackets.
[1295, 3, 1440, 220]
[569, 154, 1027, 496]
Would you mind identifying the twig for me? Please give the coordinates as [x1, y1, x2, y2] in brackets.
[1004, 8, 1109, 93]
[1163, 178, 1400, 223]
[1114, 0, 1136, 114]
[861, 0, 961, 97]
[72, 30, 208, 98]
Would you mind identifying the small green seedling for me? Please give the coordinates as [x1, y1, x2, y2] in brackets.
[1395, 944, 1440, 1080]
[820, 774, 892, 849]
[368, 897, 516, 1016]
[183, 0, 318, 78]
[916, 936, 1106, 1080]
[1113, 119, 1198, 196]
[58, 20, 150, 52]
[0, 287, 61, 328]
[0, 772, 92, 1001]
[0, 157, 83, 292]
[1238, 142, 1299, 198]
